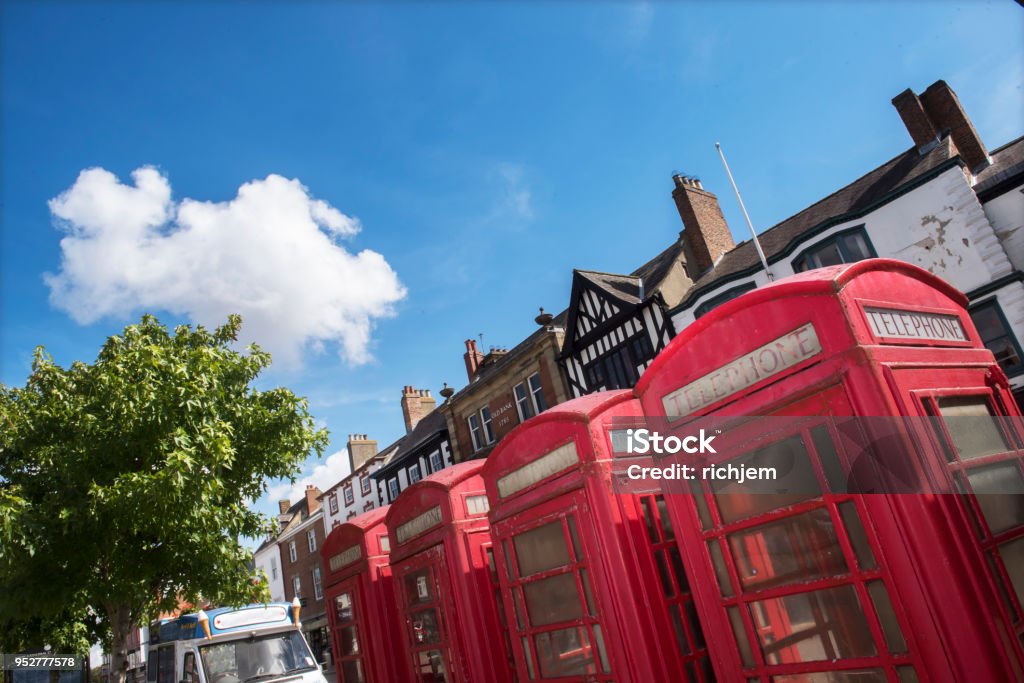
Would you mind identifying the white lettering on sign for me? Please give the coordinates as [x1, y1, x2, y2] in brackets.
[661, 323, 822, 418]
[497, 441, 579, 499]
[395, 505, 443, 544]
[864, 307, 967, 343]
[329, 545, 362, 572]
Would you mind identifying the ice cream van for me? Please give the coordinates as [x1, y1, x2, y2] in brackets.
[146, 601, 328, 683]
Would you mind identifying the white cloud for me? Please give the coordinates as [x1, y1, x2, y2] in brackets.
[266, 448, 352, 504]
[45, 167, 406, 366]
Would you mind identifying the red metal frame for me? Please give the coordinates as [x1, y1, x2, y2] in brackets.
[320, 505, 407, 683]
[384, 461, 514, 683]
[635, 259, 1024, 682]
[481, 391, 712, 682]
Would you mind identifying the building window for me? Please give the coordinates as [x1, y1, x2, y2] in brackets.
[695, 283, 758, 319]
[409, 463, 422, 483]
[288, 540, 297, 563]
[307, 529, 317, 553]
[270, 556, 278, 581]
[388, 478, 400, 501]
[468, 413, 484, 451]
[793, 226, 875, 272]
[514, 382, 534, 422]
[971, 299, 1024, 377]
[360, 473, 371, 495]
[292, 575, 301, 598]
[528, 372, 547, 413]
[430, 450, 444, 472]
[480, 407, 496, 444]
[343, 483, 354, 506]
[328, 493, 338, 515]
[313, 567, 323, 600]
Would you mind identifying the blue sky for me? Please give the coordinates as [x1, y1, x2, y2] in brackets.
[2, 0, 1022, 524]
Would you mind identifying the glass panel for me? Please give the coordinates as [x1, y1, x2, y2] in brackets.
[728, 507, 848, 591]
[713, 435, 821, 524]
[966, 461, 1024, 534]
[413, 650, 448, 683]
[523, 573, 584, 627]
[840, 231, 872, 261]
[335, 592, 354, 622]
[513, 587, 525, 630]
[685, 599, 706, 650]
[486, 547, 499, 583]
[522, 637, 536, 680]
[567, 515, 584, 561]
[503, 540, 515, 579]
[938, 397, 1010, 460]
[896, 667, 919, 683]
[811, 424, 847, 493]
[592, 624, 611, 673]
[641, 497, 660, 544]
[579, 568, 596, 616]
[998, 536, 1024, 607]
[534, 627, 596, 678]
[670, 604, 691, 656]
[838, 501, 877, 570]
[690, 478, 714, 530]
[515, 521, 571, 577]
[727, 606, 755, 668]
[772, 671, 886, 683]
[749, 584, 877, 665]
[866, 581, 906, 653]
[404, 569, 434, 605]
[808, 241, 844, 268]
[987, 550, 1020, 621]
[700, 656, 716, 683]
[339, 660, 364, 683]
[655, 550, 675, 597]
[670, 547, 689, 593]
[409, 608, 442, 645]
[708, 539, 733, 597]
[657, 495, 676, 540]
[339, 625, 359, 656]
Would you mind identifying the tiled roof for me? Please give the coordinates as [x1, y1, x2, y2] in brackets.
[372, 409, 449, 478]
[975, 135, 1024, 199]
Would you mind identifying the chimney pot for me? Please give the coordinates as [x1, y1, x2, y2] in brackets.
[401, 385, 438, 433]
[347, 433, 378, 473]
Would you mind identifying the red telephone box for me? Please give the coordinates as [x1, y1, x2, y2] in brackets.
[634, 259, 1024, 682]
[384, 460, 513, 683]
[480, 390, 714, 683]
[321, 506, 408, 683]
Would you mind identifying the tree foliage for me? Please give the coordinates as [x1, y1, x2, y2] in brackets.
[0, 314, 328, 667]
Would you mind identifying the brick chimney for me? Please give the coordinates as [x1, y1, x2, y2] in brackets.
[672, 175, 735, 278]
[278, 499, 291, 514]
[464, 340, 485, 382]
[347, 433, 378, 472]
[401, 386, 437, 433]
[305, 485, 322, 515]
[892, 80, 990, 172]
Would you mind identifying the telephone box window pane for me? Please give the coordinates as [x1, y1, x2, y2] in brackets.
[670, 605, 690, 656]
[966, 461, 1024, 534]
[404, 569, 434, 605]
[772, 671, 886, 683]
[567, 515, 584, 561]
[523, 572, 584, 627]
[750, 585, 876, 664]
[486, 547, 499, 583]
[811, 425, 847, 493]
[700, 657, 716, 683]
[592, 624, 611, 672]
[727, 606, 755, 668]
[579, 568, 596, 616]
[713, 436, 821, 524]
[838, 501, 877, 571]
[896, 666, 920, 683]
[657, 495, 676, 540]
[410, 608, 442, 645]
[690, 479, 714, 530]
[513, 587, 525, 629]
[339, 625, 360, 656]
[514, 521, 571, 576]
[669, 547, 689, 592]
[414, 650, 448, 682]
[641, 497, 660, 544]
[937, 397, 1010, 460]
[340, 660, 364, 683]
[986, 550, 1020, 621]
[336, 592, 354, 622]
[866, 581, 907, 654]
[685, 600, 707, 650]
[534, 627, 596, 678]
[728, 507, 848, 591]
[708, 539, 734, 597]
[998, 535, 1024, 607]
[521, 637, 536, 680]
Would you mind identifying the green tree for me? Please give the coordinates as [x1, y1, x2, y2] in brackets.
[0, 315, 328, 683]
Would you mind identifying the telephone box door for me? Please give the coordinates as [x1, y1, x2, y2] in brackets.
[396, 545, 457, 683]
[331, 578, 368, 683]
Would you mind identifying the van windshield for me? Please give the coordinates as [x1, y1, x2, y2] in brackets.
[200, 630, 317, 683]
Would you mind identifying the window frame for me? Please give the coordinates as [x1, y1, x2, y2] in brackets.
[409, 463, 422, 483]
[481, 407, 496, 444]
[343, 482, 354, 506]
[468, 413, 483, 451]
[360, 473, 372, 496]
[528, 373, 547, 414]
[792, 225, 876, 272]
[430, 450, 444, 473]
[288, 540, 297, 563]
[514, 382, 534, 423]
[970, 298, 1024, 377]
[388, 478, 400, 502]
[293, 574, 301, 598]
[694, 282, 757, 319]
[328, 492, 339, 515]
[307, 529, 317, 553]
[313, 567, 323, 600]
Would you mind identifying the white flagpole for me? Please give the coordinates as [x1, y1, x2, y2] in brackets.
[716, 142, 773, 281]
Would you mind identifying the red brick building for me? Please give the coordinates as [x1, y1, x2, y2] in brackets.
[276, 485, 328, 664]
